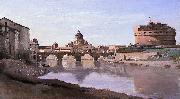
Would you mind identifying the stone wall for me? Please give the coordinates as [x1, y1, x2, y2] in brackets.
[62, 54, 76, 69]
[0, 17, 30, 58]
[81, 54, 95, 69]
[46, 54, 58, 67]
[134, 22, 176, 45]
[115, 52, 157, 61]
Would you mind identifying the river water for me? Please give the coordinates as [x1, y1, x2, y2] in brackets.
[39, 63, 180, 99]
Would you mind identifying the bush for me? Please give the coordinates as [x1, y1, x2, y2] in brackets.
[0, 48, 10, 59]
[16, 50, 32, 64]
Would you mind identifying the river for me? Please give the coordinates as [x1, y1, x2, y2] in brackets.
[1, 62, 180, 99]
[39, 63, 180, 99]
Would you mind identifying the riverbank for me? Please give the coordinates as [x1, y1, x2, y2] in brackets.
[101, 59, 180, 69]
[0, 59, 144, 99]
[122, 60, 180, 68]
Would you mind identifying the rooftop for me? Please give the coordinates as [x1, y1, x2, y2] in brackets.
[0, 17, 30, 30]
[136, 21, 175, 31]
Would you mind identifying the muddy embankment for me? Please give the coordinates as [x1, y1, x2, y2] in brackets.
[0, 59, 145, 99]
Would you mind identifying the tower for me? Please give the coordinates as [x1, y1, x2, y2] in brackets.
[74, 30, 85, 46]
[134, 21, 176, 46]
[75, 30, 83, 40]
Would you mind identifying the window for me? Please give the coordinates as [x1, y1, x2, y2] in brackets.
[33, 55, 36, 60]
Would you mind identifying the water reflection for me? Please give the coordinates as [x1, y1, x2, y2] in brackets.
[133, 68, 180, 99]
[39, 65, 180, 99]
[79, 72, 136, 95]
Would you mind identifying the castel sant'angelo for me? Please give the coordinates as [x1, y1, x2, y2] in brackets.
[134, 20, 176, 46]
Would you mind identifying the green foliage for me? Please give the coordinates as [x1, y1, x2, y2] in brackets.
[117, 47, 144, 53]
[17, 50, 32, 64]
[168, 49, 180, 57]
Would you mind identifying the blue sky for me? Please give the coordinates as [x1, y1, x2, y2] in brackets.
[0, 0, 180, 46]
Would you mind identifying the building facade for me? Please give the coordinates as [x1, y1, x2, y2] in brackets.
[134, 21, 176, 46]
[66, 30, 95, 53]
[0, 17, 30, 58]
[29, 38, 39, 62]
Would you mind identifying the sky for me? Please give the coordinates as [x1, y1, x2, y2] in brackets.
[0, 0, 180, 46]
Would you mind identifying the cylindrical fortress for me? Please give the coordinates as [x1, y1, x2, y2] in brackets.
[134, 22, 176, 45]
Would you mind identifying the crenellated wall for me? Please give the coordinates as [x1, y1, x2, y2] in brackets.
[134, 22, 176, 45]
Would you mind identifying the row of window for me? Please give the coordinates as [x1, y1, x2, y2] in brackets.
[136, 31, 169, 35]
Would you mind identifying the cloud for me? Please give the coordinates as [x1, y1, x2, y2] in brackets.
[27, 11, 146, 46]
[0, 0, 179, 46]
